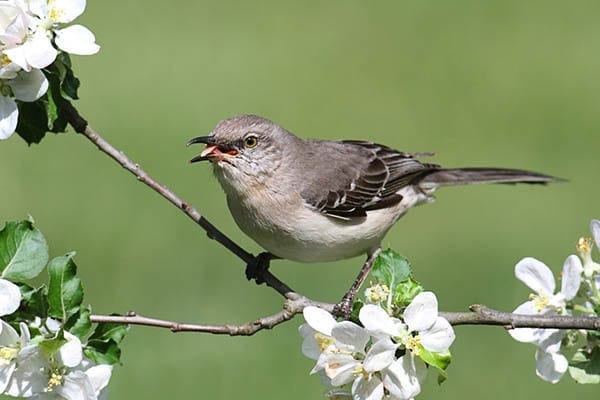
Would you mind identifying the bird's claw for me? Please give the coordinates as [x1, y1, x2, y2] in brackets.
[245, 252, 272, 284]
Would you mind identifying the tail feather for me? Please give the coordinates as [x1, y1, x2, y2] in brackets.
[419, 167, 563, 187]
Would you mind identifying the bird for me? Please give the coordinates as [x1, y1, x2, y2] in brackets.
[187, 114, 559, 314]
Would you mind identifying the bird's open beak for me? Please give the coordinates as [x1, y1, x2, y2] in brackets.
[187, 136, 238, 163]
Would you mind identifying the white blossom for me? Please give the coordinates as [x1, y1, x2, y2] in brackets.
[5, 331, 111, 399]
[508, 256, 583, 383]
[509, 256, 582, 345]
[0, 0, 98, 140]
[359, 293, 454, 399]
[0, 278, 21, 316]
[0, 321, 30, 394]
[592, 219, 600, 249]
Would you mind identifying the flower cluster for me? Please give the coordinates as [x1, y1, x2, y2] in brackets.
[509, 219, 600, 384]
[0, 0, 99, 140]
[300, 291, 455, 400]
[0, 280, 111, 400]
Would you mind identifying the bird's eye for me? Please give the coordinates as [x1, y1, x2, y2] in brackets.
[244, 135, 258, 148]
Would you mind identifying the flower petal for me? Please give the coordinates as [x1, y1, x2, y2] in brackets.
[303, 306, 336, 336]
[535, 349, 567, 383]
[508, 302, 551, 343]
[515, 257, 556, 295]
[560, 255, 582, 300]
[299, 325, 321, 360]
[332, 321, 369, 353]
[351, 374, 384, 400]
[591, 220, 600, 248]
[58, 370, 96, 400]
[420, 317, 455, 353]
[23, 30, 57, 69]
[9, 69, 48, 102]
[4, 45, 30, 71]
[0, 95, 18, 140]
[324, 354, 361, 386]
[52, 0, 86, 23]
[0, 319, 19, 344]
[538, 329, 564, 353]
[0, 362, 16, 393]
[84, 364, 112, 395]
[55, 25, 100, 55]
[5, 345, 48, 397]
[403, 291, 438, 333]
[0, 279, 21, 315]
[363, 338, 398, 372]
[382, 354, 426, 400]
[58, 332, 83, 368]
[359, 304, 401, 337]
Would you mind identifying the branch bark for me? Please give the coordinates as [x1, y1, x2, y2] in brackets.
[90, 303, 600, 335]
[61, 101, 600, 336]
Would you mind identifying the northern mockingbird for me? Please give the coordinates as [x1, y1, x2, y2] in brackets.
[187, 114, 558, 314]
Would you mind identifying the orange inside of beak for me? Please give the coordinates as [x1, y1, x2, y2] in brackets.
[200, 145, 238, 158]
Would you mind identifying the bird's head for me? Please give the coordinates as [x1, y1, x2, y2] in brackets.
[188, 115, 290, 188]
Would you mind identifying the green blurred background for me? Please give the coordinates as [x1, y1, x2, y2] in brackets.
[1, 0, 599, 398]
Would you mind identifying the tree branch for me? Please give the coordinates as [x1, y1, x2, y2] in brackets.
[62, 102, 599, 335]
[61, 101, 294, 299]
[89, 297, 334, 335]
[90, 303, 600, 335]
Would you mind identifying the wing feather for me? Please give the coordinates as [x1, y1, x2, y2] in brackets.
[301, 140, 439, 219]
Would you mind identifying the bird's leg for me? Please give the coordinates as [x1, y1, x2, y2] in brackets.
[334, 247, 381, 319]
[245, 252, 278, 285]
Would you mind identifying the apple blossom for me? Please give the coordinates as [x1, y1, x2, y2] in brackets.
[0, 278, 21, 316]
[0, 321, 30, 394]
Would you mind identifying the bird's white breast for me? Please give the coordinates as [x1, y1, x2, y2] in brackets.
[216, 166, 431, 262]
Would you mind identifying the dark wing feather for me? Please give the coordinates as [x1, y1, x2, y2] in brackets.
[300, 140, 440, 220]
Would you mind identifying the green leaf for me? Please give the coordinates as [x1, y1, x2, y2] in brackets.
[392, 277, 424, 309]
[88, 321, 129, 345]
[371, 249, 412, 290]
[418, 347, 451, 384]
[47, 253, 84, 321]
[39, 334, 67, 357]
[15, 101, 50, 144]
[350, 299, 365, 323]
[84, 339, 122, 365]
[62, 67, 80, 100]
[10, 283, 49, 322]
[65, 305, 93, 340]
[85, 321, 130, 365]
[0, 220, 49, 281]
[569, 347, 600, 384]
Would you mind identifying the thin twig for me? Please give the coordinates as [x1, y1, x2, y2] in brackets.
[90, 303, 600, 335]
[89, 297, 334, 335]
[441, 305, 600, 330]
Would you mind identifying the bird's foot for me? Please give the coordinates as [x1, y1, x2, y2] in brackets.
[245, 252, 273, 285]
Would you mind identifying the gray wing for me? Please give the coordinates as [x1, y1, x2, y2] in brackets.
[300, 140, 440, 220]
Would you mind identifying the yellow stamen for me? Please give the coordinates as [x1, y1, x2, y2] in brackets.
[529, 293, 550, 313]
[314, 333, 335, 352]
[0, 347, 18, 365]
[406, 336, 422, 356]
[0, 54, 11, 67]
[352, 365, 370, 380]
[577, 237, 593, 256]
[365, 283, 390, 303]
[45, 372, 63, 392]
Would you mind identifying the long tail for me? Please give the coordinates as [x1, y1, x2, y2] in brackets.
[419, 167, 563, 187]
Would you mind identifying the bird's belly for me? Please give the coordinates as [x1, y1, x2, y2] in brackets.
[226, 187, 424, 263]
